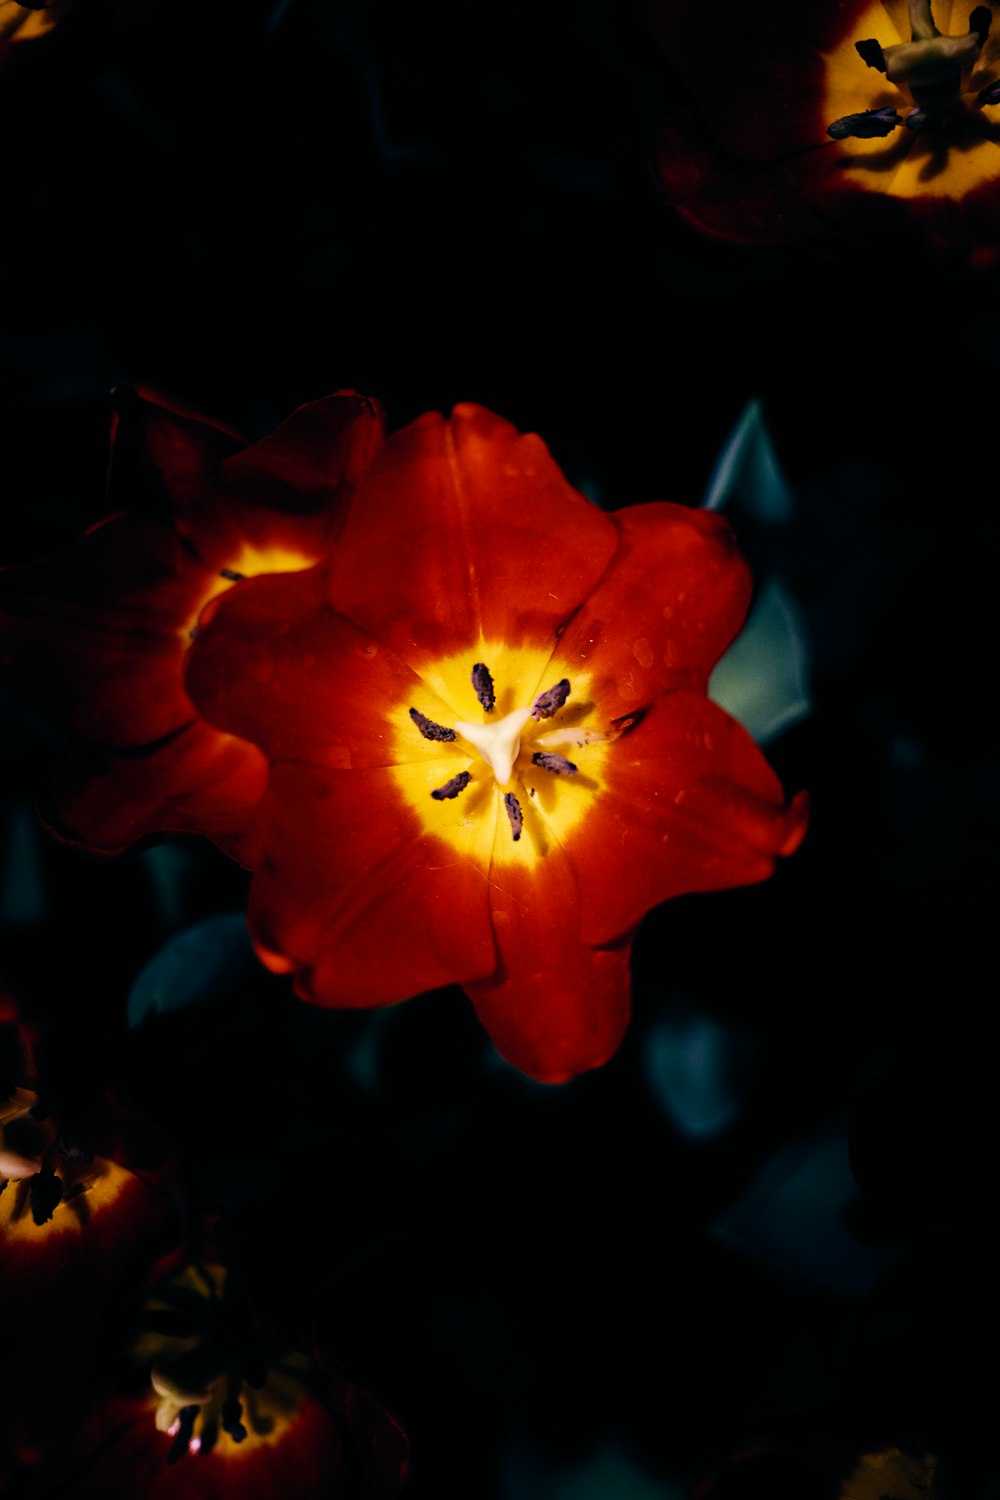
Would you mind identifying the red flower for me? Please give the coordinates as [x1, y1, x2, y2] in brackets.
[0, 388, 384, 863]
[186, 403, 807, 1083]
[2, 1004, 182, 1476]
[647, 0, 1000, 258]
[1, 1016, 178, 1314]
[60, 1262, 409, 1500]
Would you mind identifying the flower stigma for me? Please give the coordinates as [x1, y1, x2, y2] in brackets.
[452, 704, 534, 786]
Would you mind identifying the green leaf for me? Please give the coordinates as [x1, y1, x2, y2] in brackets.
[127, 913, 256, 1029]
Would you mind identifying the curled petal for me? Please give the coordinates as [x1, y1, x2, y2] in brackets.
[325, 405, 618, 666]
[111, 387, 385, 575]
[551, 503, 752, 716]
[567, 694, 808, 947]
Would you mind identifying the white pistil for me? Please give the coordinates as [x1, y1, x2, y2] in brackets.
[454, 706, 533, 787]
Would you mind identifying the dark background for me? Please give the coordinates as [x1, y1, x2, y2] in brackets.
[1, 3, 997, 1496]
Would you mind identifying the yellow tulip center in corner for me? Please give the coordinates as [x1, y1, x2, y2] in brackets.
[823, 0, 1000, 201]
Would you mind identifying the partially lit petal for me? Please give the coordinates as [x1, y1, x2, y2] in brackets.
[248, 764, 497, 1003]
[566, 694, 807, 946]
[550, 503, 752, 716]
[465, 829, 631, 1083]
[326, 405, 618, 667]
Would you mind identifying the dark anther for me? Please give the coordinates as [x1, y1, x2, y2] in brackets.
[167, 1405, 199, 1464]
[431, 771, 473, 801]
[532, 751, 578, 776]
[221, 1399, 248, 1444]
[219, 567, 245, 582]
[855, 38, 887, 71]
[30, 1168, 63, 1227]
[971, 5, 992, 44]
[979, 77, 1000, 103]
[0, 1179, 8, 1198]
[409, 707, 457, 742]
[828, 106, 902, 139]
[471, 662, 496, 712]
[188, 624, 200, 641]
[503, 791, 523, 842]
[906, 107, 931, 129]
[531, 678, 570, 720]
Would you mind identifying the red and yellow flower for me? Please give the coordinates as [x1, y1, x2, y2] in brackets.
[1, 1011, 178, 1310]
[186, 402, 807, 1083]
[61, 1260, 409, 1499]
[0, 388, 383, 863]
[648, 0, 1000, 257]
[2, 1001, 182, 1476]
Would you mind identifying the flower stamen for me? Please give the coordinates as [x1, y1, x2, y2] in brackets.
[471, 662, 496, 712]
[431, 771, 473, 801]
[409, 707, 457, 742]
[532, 751, 578, 776]
[167, 1406, 200, 1465]
[503, 791, 523, 842]
[855, 38, 888, 72]
[830, 0, 993, 139]
[531, 678, 571, 720]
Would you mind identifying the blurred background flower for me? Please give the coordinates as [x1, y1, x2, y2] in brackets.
[646, 0, 1000, 257]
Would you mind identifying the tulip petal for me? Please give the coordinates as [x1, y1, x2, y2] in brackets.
[656, 109, 885, 244]
[0, 512, 213, 748]
[550, 503, 752, 717]
[325, 405, 618, 668]
[188, 569, 463, 771]
[45, 724, 268, 864]
[62, 1390, 352, 1500]
[562, 694, 808, 946]
[465, 818, 632, 1083]
[111, 388, 384, 576]
[640, 0, 869, 160]
[248, 764, 497, 1005]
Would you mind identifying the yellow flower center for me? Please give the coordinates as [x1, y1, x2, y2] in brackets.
[387, 640, 629, 872]
[137, 1264, 310, 1463]
[0, 1087, 133, 1244]
[824, 0, 1000, 201]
